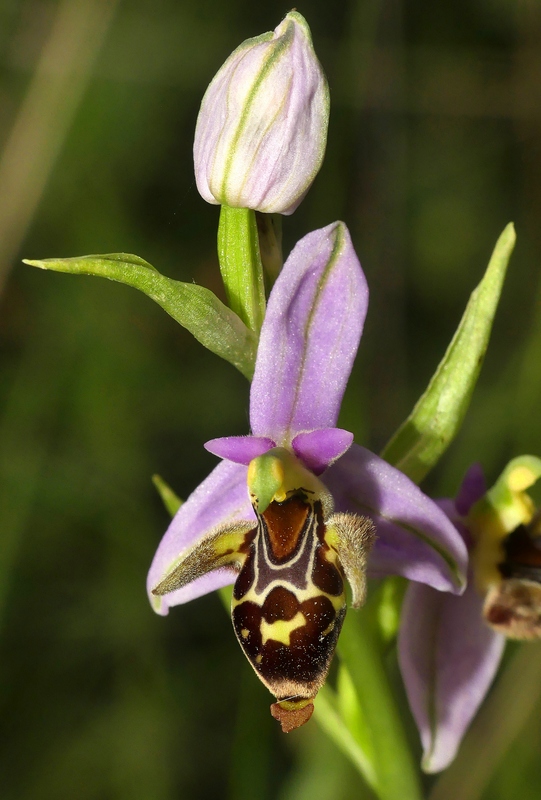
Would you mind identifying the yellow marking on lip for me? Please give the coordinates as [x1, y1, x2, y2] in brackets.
[241, 628, 249, 639]
[260, 612, 306, 645]
[233, 583, 345, 615]
[278, 697, 312, 712]
[321, 621, 335, 636]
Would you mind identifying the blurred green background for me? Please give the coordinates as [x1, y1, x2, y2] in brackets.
[1, 0, 541, 798]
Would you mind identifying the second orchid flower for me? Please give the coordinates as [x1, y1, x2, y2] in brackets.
[399, 456, 541, 772]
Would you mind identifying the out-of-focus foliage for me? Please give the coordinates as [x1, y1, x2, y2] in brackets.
[1, 0, 541, 798]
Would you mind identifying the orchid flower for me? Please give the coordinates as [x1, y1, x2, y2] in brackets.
[147, 221, 467, 731]
[399, 456, 541, 773]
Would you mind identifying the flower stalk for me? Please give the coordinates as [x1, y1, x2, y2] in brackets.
[217, 205, 266, 334]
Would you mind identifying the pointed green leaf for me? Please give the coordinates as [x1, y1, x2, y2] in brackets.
[152, 474, 182, 517]
[23, 253, 257, 379]
[218, 206, 266, 334]
[382, 223, 516, 482]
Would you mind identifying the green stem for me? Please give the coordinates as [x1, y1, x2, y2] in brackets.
[314, 685, 378, 792]
[218, 205, 266, 334]
[337, 611, 423, 800]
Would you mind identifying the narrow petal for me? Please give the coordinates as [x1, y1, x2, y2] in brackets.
[455, 462, 487, 516]
[292, 428, 354, 474]
[324, 444, 468, 592]
[204, 435, 275, 464]
[398, 579, 505, 773]
[250, 222, 368, 444]
[147, 460, 254, 614]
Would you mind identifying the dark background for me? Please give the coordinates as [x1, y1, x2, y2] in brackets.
[1, 0, 541, 798]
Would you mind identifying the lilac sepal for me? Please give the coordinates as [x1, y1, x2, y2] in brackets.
[324, 444, 468, 592]
[455, 462, 487, 516]
[398, 578, 505, 773]
[250, 222, 368, 445]
[204, 435, 276, 464]
[292, 428, 354, 475]
[147, 460, 253, 615]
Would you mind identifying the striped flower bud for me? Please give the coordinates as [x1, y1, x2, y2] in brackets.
[193, 12, 329, 215]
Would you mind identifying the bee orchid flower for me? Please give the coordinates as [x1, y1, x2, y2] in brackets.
[399, 456, 541, 773]
[147, 221, 468, 731]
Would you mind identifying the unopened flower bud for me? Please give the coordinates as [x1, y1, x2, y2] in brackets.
[193, 12, 329, 215]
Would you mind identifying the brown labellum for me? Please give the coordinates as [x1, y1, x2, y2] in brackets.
[231, 488, 374, 731]
[231, 492, 347, 725]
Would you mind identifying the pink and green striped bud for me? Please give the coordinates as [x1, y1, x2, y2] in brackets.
[193, 11, 329, 215]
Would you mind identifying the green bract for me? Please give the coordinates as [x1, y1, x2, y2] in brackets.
[23, 253, 257, 380]
[382, 223, 516, 483]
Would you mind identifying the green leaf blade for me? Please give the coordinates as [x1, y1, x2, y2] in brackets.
[381, 223, 516, 482]
[152, 474, 182, 517]
[23, 253, 257, 379]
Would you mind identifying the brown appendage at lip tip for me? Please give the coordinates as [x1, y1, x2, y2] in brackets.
[270, 701, 314, 732]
